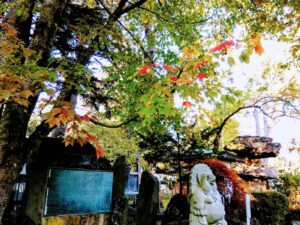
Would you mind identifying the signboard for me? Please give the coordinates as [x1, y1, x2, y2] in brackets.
[125, 173, 139, 195]
[44, 168, 113, 216]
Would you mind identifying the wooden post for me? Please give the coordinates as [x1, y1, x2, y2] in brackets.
[246, 194, 251, 225]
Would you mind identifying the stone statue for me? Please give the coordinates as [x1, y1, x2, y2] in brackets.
[189, 164, 227, 225]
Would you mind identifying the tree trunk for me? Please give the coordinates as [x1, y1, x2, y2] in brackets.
[0, 103, 32, 219]
[0, 0, 68, 220]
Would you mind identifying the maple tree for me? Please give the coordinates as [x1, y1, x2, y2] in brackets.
[0, 0, 299, 222]
[201, 159, 248, 225]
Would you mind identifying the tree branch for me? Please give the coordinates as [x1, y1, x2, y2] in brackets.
[121, 0, 148, 16]
[211, 96, 300, 152]
[90, 115, 139, 128]
[211, 105, 262, 153]
[137, 6, 216, 25]
[116, 19, 153, 62]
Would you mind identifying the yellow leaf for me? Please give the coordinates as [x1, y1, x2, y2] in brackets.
[52, 108, 62, 115]
[86, 0, 96, 8]
[13, 98, 28, 106]
[145, 102, 153, 107]
[38, 102, 46, 109]
[22, 48, 33, 57]
[20, 90, 33, 98]
[46, 117, 58, 128]
[64, 136, 74, 146]
[250, 33, 261, 46]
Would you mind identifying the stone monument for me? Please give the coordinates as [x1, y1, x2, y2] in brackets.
[189, 164, 227, 225]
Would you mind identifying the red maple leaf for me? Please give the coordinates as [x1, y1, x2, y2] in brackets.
[209, 40, 234, 53]
[197, 73, 206, 80]
[194, 60, 209, 70]
[91, 115, 98, 120]
[96, 145, 104, 158]
[163, 65, 173, 71]
[138, 67, 148, 75]
[81, 115, 90, 122]
[182, 101, 192, 107]
[170, 76, 177, 82]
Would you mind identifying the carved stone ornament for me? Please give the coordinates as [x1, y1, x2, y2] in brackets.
[189, 164, 227, 225]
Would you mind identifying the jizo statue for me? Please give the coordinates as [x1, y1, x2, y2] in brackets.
[189, 164, 227, 225]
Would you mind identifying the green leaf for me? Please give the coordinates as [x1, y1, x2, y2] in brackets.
[228, 57, 235, 66]
[239, 50, 250, 63]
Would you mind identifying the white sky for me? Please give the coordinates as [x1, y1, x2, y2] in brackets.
[232, 39, 300, 153]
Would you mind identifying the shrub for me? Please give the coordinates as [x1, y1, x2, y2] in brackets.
[285, 209, 300, 225]
[162, 194, 189, 225]
[201, 159, 248, 225]
[252, 191, 289, 225]
[275, 172, 300, 209]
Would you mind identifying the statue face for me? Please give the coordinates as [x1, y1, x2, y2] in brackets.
[198, 173, 216, 194]
[207, 175, 217, 190]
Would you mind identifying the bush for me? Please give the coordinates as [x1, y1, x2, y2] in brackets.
[201, 159, 248, 225]
[275, 172, 300, 209]
[252, 191, 289, 225]
[161, 194, 189, 225]
[285, 209, 300, 225]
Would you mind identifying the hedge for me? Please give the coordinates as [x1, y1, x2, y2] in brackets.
[252, 191, 289, 225]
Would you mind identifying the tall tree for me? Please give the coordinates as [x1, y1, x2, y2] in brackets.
[0, 0, 299, 221]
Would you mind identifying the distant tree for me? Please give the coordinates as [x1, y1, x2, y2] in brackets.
[275, 172, 300, 209]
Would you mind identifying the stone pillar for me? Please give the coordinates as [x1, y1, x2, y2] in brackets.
[110, 156, 129, 225]
[136, 171, 159, 225]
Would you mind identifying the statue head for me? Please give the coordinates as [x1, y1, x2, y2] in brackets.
[190, 164, 216, 194]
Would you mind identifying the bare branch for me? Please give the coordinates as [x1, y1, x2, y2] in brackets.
[211, 96, 300, 152]
[121, 0, 148, 16]
[98, 0, 148, 22]
[116, 19, 154, 62]
[90, 115, 139, 128]
[137, 6, 216, 25]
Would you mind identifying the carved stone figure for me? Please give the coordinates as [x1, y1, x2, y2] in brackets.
[189, 164, 227, 225]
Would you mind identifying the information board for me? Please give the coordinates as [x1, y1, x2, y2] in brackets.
[125, 173, 139, 195]
[44, 168, 113, 216]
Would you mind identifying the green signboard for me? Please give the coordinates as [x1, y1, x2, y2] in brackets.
[44, 168, 113, 216]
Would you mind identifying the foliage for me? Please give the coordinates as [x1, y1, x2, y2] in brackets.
[0, 0, 298, 150]
[162, 194, 189, 225]
[83, 123, 140, 167]
[201, 159, 247, 225]
[276, 172, 300, 196]
[275, 172, 300, 209]
[252, 191, 289, 225]
[285, 209, 300, 225]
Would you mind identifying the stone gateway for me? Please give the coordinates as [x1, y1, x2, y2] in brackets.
[189, 164, 227, 225]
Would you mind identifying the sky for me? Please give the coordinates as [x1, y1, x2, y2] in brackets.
[231, 38, 300, 156]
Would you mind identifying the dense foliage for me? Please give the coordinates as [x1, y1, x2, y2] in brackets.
[201, 159, 247, 224]
[285, 209, 300, 225]
[275, 172, 300, 209]
[252, 191, 289, 225]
